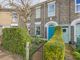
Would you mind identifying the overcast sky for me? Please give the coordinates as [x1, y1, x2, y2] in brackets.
[32, 0, 46, 4]
[0, 0, 46, 6]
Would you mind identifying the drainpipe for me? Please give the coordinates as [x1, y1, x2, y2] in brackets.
[58, 0, 61, 24]
[69, 0, 71, 24]
[69, 0, 75, 45]
[69, 0, 71, 44]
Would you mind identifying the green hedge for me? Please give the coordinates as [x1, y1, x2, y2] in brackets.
[2, 28, 31, 57]
[43, 26, 65, 60]
[73, 51, 80, 60]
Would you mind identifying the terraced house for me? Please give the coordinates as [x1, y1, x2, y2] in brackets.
[0, 6, 18, 34]
[27, 0, 80, 43]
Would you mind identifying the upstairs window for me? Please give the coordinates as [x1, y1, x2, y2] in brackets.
[12, 12, 18, 22]
[75, 0, 80, 13]
[36, 6, 41, 18]
[48, 1, 55, 17]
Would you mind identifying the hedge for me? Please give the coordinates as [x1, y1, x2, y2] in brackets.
[43, 26, 65, 60]
[2, 28, 31, 57]
[73, 51, 80, 60]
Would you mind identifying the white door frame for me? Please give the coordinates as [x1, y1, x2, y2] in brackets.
[45, 21, 58, 39]
[71, 18, 80, 42]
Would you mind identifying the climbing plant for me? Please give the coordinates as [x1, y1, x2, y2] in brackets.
[43, 26, 65, 60]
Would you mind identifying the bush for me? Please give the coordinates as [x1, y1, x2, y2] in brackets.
[30, 36, 47, 56]
[43, 26, 65, 60]
[73, 51, 80, 60]
[76, 37, 80, 53]
[2, 28, 31, 57]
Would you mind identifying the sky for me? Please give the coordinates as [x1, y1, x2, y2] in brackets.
[32, 0, 46, 4]
[0, 0, 47, 6]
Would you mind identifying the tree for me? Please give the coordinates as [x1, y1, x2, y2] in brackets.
[2, 0, 32, 60]
[5, 0, 32, 30]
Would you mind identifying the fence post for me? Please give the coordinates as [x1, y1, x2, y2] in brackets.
[26, 42, 30, 60]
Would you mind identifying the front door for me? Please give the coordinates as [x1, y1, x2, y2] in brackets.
[48, 25, 55, 40]
[62, 26, 69, 43]
[76, 23, 80, 42]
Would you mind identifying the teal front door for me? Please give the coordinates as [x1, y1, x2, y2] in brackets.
[48, 25, 55, 40]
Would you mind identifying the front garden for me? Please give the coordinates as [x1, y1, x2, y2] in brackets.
[1, 26, 80, 60]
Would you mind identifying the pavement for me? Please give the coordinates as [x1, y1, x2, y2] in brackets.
[0, 49, 22, 60]
[0, 36, 23, 60]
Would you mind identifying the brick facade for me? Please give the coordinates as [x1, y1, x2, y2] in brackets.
[28, 0, 80, 43]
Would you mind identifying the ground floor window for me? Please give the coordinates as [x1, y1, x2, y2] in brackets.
[35, 24, 41, 36]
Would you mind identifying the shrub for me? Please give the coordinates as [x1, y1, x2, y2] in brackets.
[76, 37, 80, 53]
[30, 36, 47, 56]
[73, 51, 80, 60]
[43, 26, 65, 60]
[2, 28, 31, 57]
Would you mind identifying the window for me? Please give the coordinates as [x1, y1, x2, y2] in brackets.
[48, 1, 55, 17]
[63, 29, 66, 32]
[27, 23, 31, 33]
[12, 12, 18, 22]
[36, 6, 41, 18]
[75, 0, 80, 13]
[35, 23, 41, 36]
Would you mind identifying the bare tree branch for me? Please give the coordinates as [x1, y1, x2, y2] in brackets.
[4, 0, 32, 29]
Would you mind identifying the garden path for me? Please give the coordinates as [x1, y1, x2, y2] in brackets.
[65, 44, 75, 60]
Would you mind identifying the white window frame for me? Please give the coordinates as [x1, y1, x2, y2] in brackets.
[75, 0, 80, 13]
[36, 6, 41, 18]
[48, 1, 56, 17]
[35, 22, 41, 36]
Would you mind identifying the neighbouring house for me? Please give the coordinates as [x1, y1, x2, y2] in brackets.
[0, 6, 18, 35]
[27, 0, 80, 43]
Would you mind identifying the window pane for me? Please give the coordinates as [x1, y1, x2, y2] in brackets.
[36, 8, 40, 18]
[12, 12, 17, 22]
[76, 5, 80, 12]
[36, 26, 40, 35]
[76, 0, 80, 4]
[36, 27, 40, 35]
[48, 2, 55, 17]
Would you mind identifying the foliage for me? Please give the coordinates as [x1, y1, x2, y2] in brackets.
[73, 51, 80, 60]
[43, 26, 65, 60]
[76, 37, 80, 53]
[30, 36, 47, 56]
[2, 28, 31, 57]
